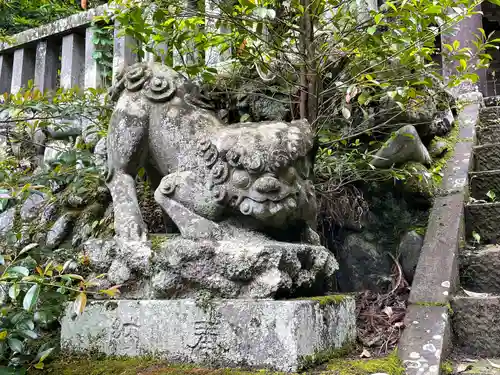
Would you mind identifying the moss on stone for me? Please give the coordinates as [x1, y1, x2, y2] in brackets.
[440, 360, 454, 375]
[302, 294, 352, 306]
[150, 234, 168, 251]
[299, 343, 356, 370]
[414, 301, 453, 315]
[326, 350, 404, 375]
[37, 357, 286, 375]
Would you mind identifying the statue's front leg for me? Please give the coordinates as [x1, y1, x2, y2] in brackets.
[153, 172, 223, 240]
[106, 95, 151, 273]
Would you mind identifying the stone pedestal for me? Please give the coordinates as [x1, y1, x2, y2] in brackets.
[61, 298, 356, 372]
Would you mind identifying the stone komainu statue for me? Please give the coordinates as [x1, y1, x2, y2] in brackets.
[106, 62, 320, 246]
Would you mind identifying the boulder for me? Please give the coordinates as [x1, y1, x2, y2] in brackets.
[337, 232, 392, 292]
[370, 125, 432, 168]
[20, 193, 47, 221]
[0, 208, 15, 237]
[398, 230, 424, 283]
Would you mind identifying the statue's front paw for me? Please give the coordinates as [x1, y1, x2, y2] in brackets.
[114, 237, 153, 274]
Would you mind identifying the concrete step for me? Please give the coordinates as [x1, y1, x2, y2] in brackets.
[479, 106, 500, 127]
[469, 170, 500, 200]
[477, 125, 500, 145]
[465, 202, 500, 244]
[473, 143, 500, 171]
[461, 245, 500, 293]
[451, 295, 500, 357]
[484, 96, 500, 107]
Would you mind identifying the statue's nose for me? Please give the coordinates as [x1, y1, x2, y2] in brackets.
[254, 176, 281, 194]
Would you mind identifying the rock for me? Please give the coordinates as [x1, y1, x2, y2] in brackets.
[151, 233, 338, 299]
[107, 259, 131, 285]
[401, 162, 437, 198]
[429, 139, 449, 158]
[398, 230, 424, 283]
[43, 140, 71, 166]
[337, 232, 392, 292]
[370, 125, 432, 168]
[430, 108, 454, 137]
[20, 192, 47, 221]
[46, 213, 74, 249]
[83, 239, 117, 272]
[0, 208, 15, 236]
[60, 298, 357, 372]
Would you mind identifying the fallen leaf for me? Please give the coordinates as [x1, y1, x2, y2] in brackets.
[463, 358, 478, 363]
[360, 349, 371, 358]
[456, 363, 472, 373]
[393, 321, 404, 328]
[487, 359, 500, 369]
[463, 289, 490, 298]
[383, 306, 393, 317]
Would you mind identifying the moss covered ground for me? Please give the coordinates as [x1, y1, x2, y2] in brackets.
[33, 351, 404, 375]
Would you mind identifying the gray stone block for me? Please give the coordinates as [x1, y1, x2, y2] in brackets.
[469, 170, 500, 200]
[461, 246, 500, 293]
[484, 96, 500, 107]
[479, 106, 500, 127]
[0, 54, 13, 94]
[452, 296, 500, 357]
[60, 298, 356, 372]
[473, 143, 500, 171]
[398, 305, 451, 375]
[476, 125, 500, 145]
[11, 48, 35, 93]
[466, 202, 500, 243]
[34, 39, 58, 93]
[61, 33, 85, 89]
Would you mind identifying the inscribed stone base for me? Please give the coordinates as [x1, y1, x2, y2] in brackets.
[60, 298, 356, 372]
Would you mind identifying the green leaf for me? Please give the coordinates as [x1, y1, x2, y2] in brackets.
[19, 330, 38, 339]
[23, 284, 40, 312]
[9, 266, 29, 277]
[34, 347, 54, 364]
[367, 26, 377, 35]
[472, 231, 481, 243]
[341, 107, 351, 120]
[19, 243, 38, 256]
[8, 283, 20, 300]
[487, 0, 500, 6]
[7, 338, 23, 353]
[487, 190, 496, 201]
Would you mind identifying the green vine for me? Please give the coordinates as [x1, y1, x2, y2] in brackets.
[90, 22, 114, 87]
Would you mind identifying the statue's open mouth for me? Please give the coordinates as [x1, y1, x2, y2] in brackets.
[239, 194, 298, 218]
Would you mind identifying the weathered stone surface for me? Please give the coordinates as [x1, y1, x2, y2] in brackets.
[452, 295, 500, 357]
[428, 140, 449, 158]
[479, 106, 500, 126]
[20, 193, 46, 221]
[0, 54, 13, 94]
[370, 125, 431, 168]
[0, 208, 15, 236]
[409, 193, 463, 304]
[0, 5, 109, 53]
[34, 39, 58, 93]
[398, 230, 424, 284]
[466, 202, 500, 244]
[61, 298, 356, 372]
[11, 48, 35, 93]
[46, 213, 74, 249]
[398, 305, 451, 375]
[337, 232, 391, 292]
[61, 33, 84, 89]
[476, 125, 500, 145]
[469, 170, 500, 200]
[473, 143, 500, 171]
[484, 96, 500, 107]
[84, 234, 338, 299]
[460, 246, 500, 293]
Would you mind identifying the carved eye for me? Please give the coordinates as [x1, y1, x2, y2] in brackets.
[232, 169, 250, 188]
[144, 75, 176, 102]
